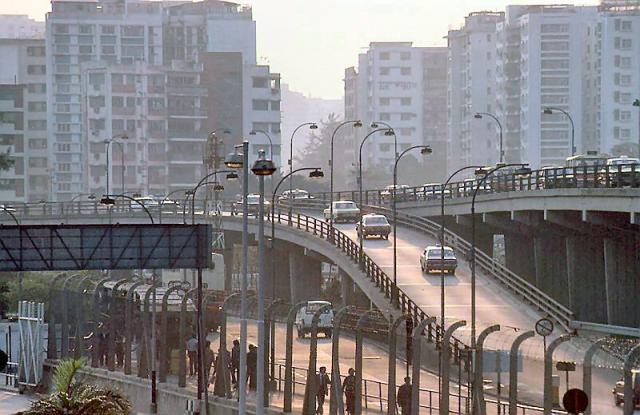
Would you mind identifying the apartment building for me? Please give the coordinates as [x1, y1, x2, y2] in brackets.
[0, 15, 44, 39]
[421, 47, 448, 181]
[588, 1, 640, 155]
[0, 38, 49, 202]
[496, 5, 597, 168]
[447, 12, 504, 175]
[45, 0, 280, 200]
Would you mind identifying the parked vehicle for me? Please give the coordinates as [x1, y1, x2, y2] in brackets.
[599, 156, 640, 187]
[420, 245, 457, 275]
[232, 194, 271, 216]
[565, 152, 607, 187]
[323, 201, 360, 223]
[422, 183, 451, 200]
[280, 189, 313, 200]
[356, 214, 391, 239]
[457, 179, 492, 197]
[613, 369, 640, 407]
[296, 300, 334, 338]
[131, 196, 159, 210]
[537, 166, 576, 189]
[380, 184, 411, 201]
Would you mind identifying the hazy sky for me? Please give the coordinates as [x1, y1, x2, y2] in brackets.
[5, 0, 599, 99]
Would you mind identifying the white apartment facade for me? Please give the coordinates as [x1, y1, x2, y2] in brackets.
[0, 37, 49, 202]
[447, 12, 504, 175]
[347, 42, 425, 171]
[591, 1, 640, 155]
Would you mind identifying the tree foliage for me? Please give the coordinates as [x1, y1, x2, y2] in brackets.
[25, 358, 132, 415]
[0, 150, 14, 171]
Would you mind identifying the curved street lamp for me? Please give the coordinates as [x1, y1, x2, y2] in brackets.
[289, 122, 318, 207]
[104, 133, 128, 197]
[100, 193, 154, 223]
[633, 99, 640, 157]
[474, 112, 504, 163]
[250, 129, 274, 160]
[543, 107, 575, 156]
[358, 128, 394, 265]
[328, 120, 362, 233]
[190, 169, 234, 225]
[370, 121, 398, 158]
[469, 164, 531, 346]
[392, 145, 432, 310]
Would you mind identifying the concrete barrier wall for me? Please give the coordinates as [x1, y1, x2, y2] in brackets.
[43, 361, 282, 415]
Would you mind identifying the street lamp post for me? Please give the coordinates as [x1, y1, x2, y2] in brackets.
[370, 121, 398, 158]
[204, 129, 231, 215]
[289, 122, 318, 210]
[358, 128, 394, 265]
[633, 99, 640, 157]
[191, 170, 234, 225]
[543, 107, 575, 156]
[474, 112, 504, 163]
[392, 145, 432, 310]
[104, 133, 128, 198]
[250, 129, 274, 160]
[224, 142, 250, 415]
[469, 163, 530, 410]
[251, 150, 276, 414]
[328, 120, 362, 232]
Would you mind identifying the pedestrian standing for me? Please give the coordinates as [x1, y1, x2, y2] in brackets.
[342, 368, 356, 415]
[247, 344, 258, 390]
[204, 340, 215, 387]
[231, 339, 240, 385]
[315, 366, 331, 414]
[396, 376, 412, 415]
[186, 334, 198, 377]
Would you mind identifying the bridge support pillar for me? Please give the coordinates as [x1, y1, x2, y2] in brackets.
[533, 235, 569, 306]
[565, 236, 607, 323]
[289, 248, 322, 303]
[268, 244, 291, 301]
[603, 237, 640, 327]
[504, 233, 535, 284]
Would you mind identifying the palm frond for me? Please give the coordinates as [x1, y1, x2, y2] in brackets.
[52, 358, 85, 394]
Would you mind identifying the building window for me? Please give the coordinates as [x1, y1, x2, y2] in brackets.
[54, 24, 68, 34]
[620, 74, 631, 86]
[400, 52, 411, 61]
[27, 65, 46, 75]
[400, 67, 411, 76]
[252, 77, 268, 88]
[379, 113, 391, 121]
[400, 113, 413, 121]
[379, 67, 390, 76]
[379, 143, 391, 152]
[379, 97, 390, 106]
[28, 120, 47, 130]
[620, 111, 631, 122]
[28, 102, 46, 112]
[29, 157, 47, 168]
[400, 97, 411, 106]
[79, 25, 93, 34]
[621, 39, 632, 49]
[27, 84, 46, 93]
[252, 100, 269, 111]
[101, 25, 115, 34]
[621, 21, 632, 32]
[27, 46, 45, 57]
[79, 45, 93, 54]
[380, 52, 390, 60]
[271, 100, 280, 111]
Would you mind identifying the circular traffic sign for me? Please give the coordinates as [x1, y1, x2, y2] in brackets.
[562, 388, 588, 414]
[535, 318, 554, 337]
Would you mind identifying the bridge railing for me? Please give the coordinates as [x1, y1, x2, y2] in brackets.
[310, 164, 640, 206]
[279, 199, 575, 333]
[270, 208, 467, 360]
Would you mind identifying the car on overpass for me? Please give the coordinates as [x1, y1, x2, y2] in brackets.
[280, 189, 313, 200]
[612, 369, 640, 407]
[457, 178, 492, 197]
[380, 184, 411, 202]
[565, 152, 607, 187]
[599, 156, 640, 187]
[323, 200, 360, 223]
[420, 245, 457, 275]
[421, 183, 452, 201]
[537, 166, 577, 189]
[232, 194, 271, 216]
[356, 213, 391, 239]
[296, 300, 334, 338]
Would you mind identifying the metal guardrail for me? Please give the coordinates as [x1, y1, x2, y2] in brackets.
[282, 199, 575, 334]
[270, 363, 564, 415]
[310, 164, 640, 206]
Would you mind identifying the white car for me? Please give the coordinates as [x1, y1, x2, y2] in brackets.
[296, 301, 334, 338]
[323, 201, 360, 223]
[131, 196, 159, 210]
[422, 183, 452, 200]
[280, 189, 313, 200]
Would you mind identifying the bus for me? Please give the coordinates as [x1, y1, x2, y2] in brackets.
[565, 151, 607, 187]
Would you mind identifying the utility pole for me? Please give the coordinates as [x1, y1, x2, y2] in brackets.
[204, 132, 225, 250]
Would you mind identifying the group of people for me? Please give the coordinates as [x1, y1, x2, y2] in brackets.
[314, 368, 412, 415]
[185, 335, 259, 391]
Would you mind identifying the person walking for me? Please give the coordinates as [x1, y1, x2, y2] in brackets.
[204, 340, 215, 387]
[186, 334, 198, 377]
[342, 368, 356, 415]
[396, 376, 412, 415]
[315, 366, 331, 414]
[247, 344, 258, 390]
[231, 339, 240, 385]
